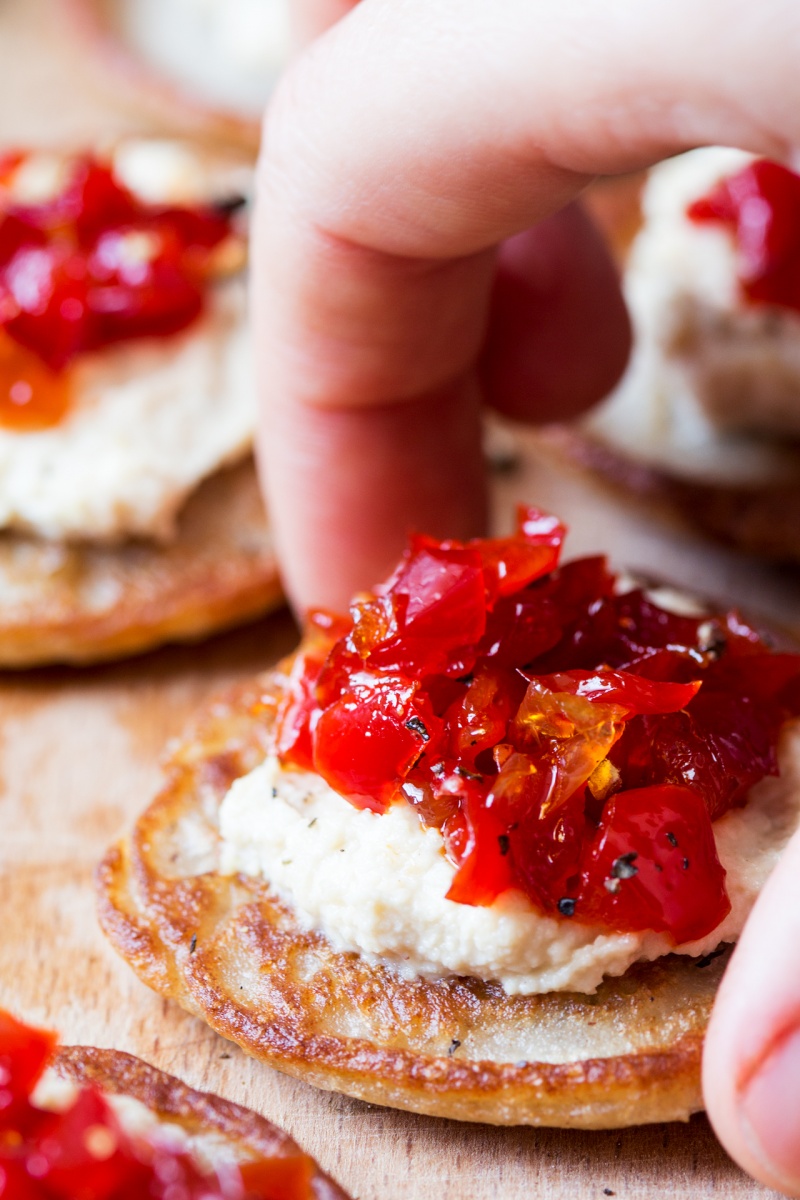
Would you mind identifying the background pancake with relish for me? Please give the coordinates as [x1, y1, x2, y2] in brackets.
[0, 138, 283, 666]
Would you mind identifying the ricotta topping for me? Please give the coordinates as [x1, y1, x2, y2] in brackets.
[585, 147, 800, 485]
[218, 722, 800, 995]
[0, 140, 255, 543]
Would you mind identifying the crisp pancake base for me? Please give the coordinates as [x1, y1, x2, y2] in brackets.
[97, 668, 731, 1130]
[541, 426, 800, 564]
[0, 460, 282, 667]
[53, 1045, 350, 1198]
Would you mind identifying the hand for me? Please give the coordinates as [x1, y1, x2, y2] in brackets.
[252, 3, 800, 1190]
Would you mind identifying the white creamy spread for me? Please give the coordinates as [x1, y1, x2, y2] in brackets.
[118, 0, 290, 117]
[585, 147, 800, 485]
[0, 141, 255, 543]
[219, 726, 800, 997]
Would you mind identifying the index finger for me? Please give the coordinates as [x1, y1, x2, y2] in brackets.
[253, 0, 800, 612]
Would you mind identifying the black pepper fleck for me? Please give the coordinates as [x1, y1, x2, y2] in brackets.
[447, 1039, 461, 1056]
[558, 897, 576, 917]
[498, 834, 510, 857]
[189, 935, 197, 954]
[696, 946, 726, 969]
[213, 194, 247, 215]
[603, 1190, 615, 1197]
[405, 715, 430, 741]
[271, 786, 278, 799]
[220, 1052, 232, 1060]
[610, 852, 639, 880]
[456, 766, 482, 781]
[682, 857, 690, 870]
[308, 817, 317, 828]
[666, 831, 678, 847]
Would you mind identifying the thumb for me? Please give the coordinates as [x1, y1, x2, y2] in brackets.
[704, 819, 800, 1194]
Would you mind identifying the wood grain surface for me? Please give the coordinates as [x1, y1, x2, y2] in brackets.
[0, 4, 797, 1196]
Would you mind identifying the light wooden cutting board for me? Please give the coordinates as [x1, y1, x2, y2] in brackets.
[0, 3, 796, 1195]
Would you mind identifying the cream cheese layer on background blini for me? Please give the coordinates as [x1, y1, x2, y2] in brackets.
[585, 147, 800, 486]
[0, 139, 255, 543]
[219, 723, 800, 996]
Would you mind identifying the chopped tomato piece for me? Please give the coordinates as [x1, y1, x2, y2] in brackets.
[688, 158, 800, 313]
[0, 1011, 55, 1116]
[313, 674, 442, 811]
[445, 777, 516, 907]
[577, 785, 730, 943]
[534, 669, 701, 717]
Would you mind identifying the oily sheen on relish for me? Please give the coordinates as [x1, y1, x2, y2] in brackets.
[0, 1010, 315, 1200]
[0, 152, 237, 430]
[275, 508, 800, 946]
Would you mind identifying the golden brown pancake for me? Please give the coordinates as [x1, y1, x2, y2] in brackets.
[0, 460, 282, 667]
[539, 424, 800, 565]
[97, 665, 732, 1130]
[52, 1043, 350, 1198]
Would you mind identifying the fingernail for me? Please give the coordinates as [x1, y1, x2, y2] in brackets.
[741, 1026, 800, 1192]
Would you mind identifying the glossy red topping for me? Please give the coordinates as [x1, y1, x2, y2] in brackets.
[688, 158, 800, 313]
[276, 508, 800, 943]
[0, 1010, 314, 1200]
[0, 152, 239, 430]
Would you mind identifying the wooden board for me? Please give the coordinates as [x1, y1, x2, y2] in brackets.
[0, 4, 796, 1195]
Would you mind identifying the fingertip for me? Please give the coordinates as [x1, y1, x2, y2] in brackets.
[703, 828, 800, 1195]
[479, 203, 632, 425]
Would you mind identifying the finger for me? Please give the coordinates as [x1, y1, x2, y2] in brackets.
[288, 0, 359, 48]
[254, 0, 800, 612]
[256, 379, 487, 613]
[480, 204, 632, 425]
[703, 824, 800, 1194]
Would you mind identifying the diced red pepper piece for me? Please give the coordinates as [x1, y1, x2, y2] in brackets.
[444, 666, 524, 770]
[28, 1088, 151, 1200]
[472, 506, 566, 604]
[578, 784, 730, 943]
[0, 1012, 55, 1116]
[480, 752, 586, 909]
[312, 674, 442, 812]
[364, 540, 486, 678]
[688, 158, 800, 313]
[274, 652, 326, 772]
[444, 777, 516, 907]
[0, 1159, 50, 1200]
[534, 669, 701, 717]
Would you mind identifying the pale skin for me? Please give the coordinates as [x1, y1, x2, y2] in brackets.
[252, 1, 800, 1191]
